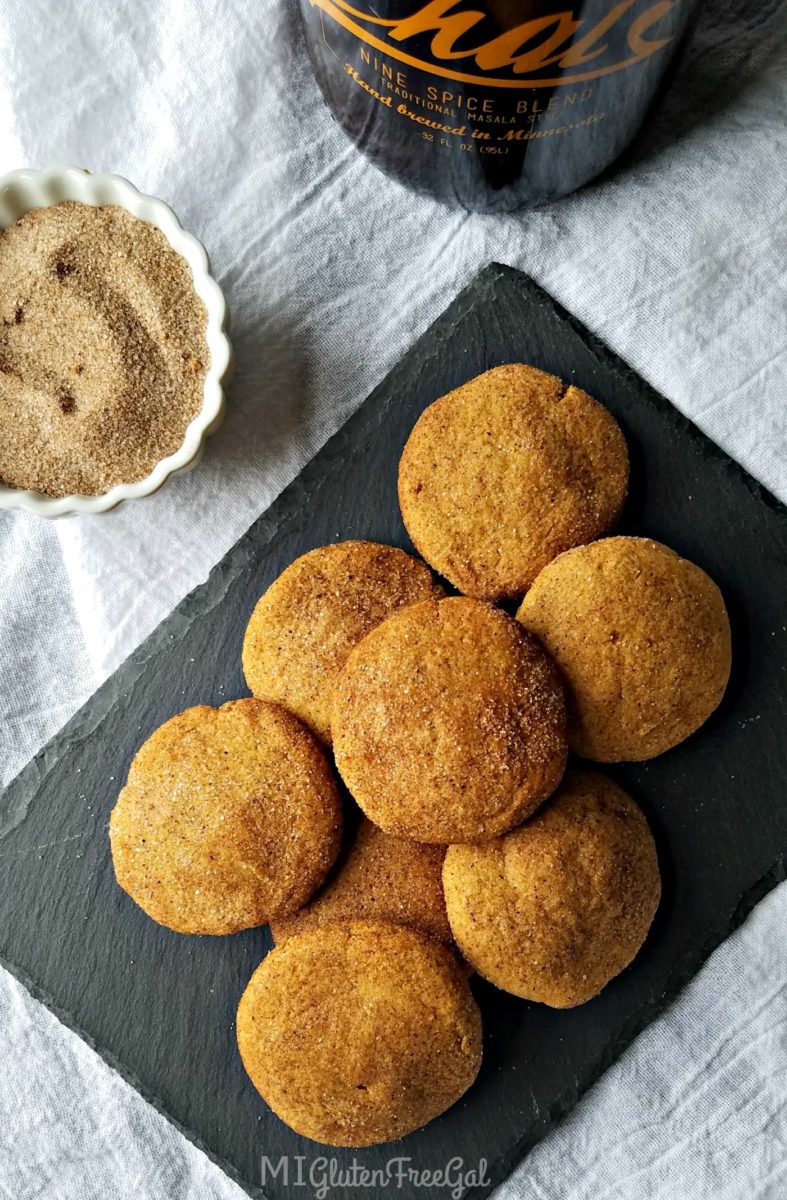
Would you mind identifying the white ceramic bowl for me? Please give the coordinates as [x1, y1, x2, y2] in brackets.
[0, 166, 232, 517]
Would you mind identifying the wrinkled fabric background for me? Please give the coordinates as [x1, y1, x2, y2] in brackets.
[0, 1, 786, 1197]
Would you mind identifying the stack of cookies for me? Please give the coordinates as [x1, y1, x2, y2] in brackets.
[110, 364, 732, 1147]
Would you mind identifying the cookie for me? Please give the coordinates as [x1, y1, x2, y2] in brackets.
[242, 541, 442, 744]
[236, 920, 482, 1146]
[332, 596, 567, 843]
[517, 536, 731, 761]
[398, 363, 628, 601]
[443, 770, 660, 1007]
[109, 698, 342, 935]
[270, 816, 451, 945]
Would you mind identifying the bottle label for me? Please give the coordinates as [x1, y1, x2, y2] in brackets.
[308, 0, 681, 87]
[303, 0, 693, 205]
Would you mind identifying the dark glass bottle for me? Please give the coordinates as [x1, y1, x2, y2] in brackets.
[299, 0, 702, 212]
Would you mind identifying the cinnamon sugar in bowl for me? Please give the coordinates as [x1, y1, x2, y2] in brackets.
[0, 168, 231, 516]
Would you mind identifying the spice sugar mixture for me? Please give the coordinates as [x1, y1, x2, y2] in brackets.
[0, 201, 208, 497]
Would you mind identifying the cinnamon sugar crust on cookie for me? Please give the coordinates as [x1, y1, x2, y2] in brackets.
[398, 363, 628, 601]
[270, 816, 451, 945]
[242, 541, 442, 745]
[236, 920, 481, 1146]
[443, 770, 660, 1007]
[110, 698, 342, 935]
[517, 536, 731, 761]
[332, 596, 567, 843]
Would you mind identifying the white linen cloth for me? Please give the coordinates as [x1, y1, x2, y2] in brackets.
[0, 1, 785, 1197]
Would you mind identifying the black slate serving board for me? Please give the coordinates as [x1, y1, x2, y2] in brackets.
[1, 264, 786, 1200]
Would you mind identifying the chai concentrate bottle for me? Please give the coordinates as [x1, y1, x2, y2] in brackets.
[299, 0, 702, 211]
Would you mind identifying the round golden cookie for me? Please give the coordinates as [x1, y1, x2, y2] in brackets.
[398, 363, 628, 601]
[236, 920, 481, 1146]
[109, 699, 342, 935]
[332, 596, 567, 843]
[517, 536, 731, 762]
[443, 770, 660, 1007]
[242, 541, 442, 744]
[271, 816, 451, 945]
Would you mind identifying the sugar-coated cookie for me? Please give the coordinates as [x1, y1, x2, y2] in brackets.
[443, 770, 660, 1007]
[271, 816, 451, 945]
[110, 699, 342, 934]
[517, 536, 731, 761]
[243, 541, 442, 744]
[332, 596, 567, 843]
[398, 363, 628, 601]
[236, 921, 482, 1145]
